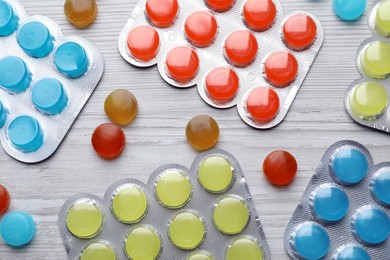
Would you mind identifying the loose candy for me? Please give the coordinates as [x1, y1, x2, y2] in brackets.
[263, 150, 297, 186]
[91, 123, 126, 159]
[104, 89, 138, 126]
[333, 0, 366, 21]
[0, 185, 10, 215]
[64, 0, 98, 28]
[0, 211, 36, 247]
[186, 115, 219, 151]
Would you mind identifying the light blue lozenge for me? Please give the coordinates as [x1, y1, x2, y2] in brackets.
[331, 148, 368, 185]
[0, 0, 18, 36]
[17, 21, 53, 58]
[0, 101, 7, 128]
[0, 56, 32, 93]
[352, 206, 390, 245]
[371, 170, 390, 207]
[334, 245, 371, 260]
[54, 42, 89, 78]
[32, 78, 68, 115]
[333, 0, 366, 21]
[0, 211, 36, 247]
[311, 184, 349, 223]
[293, 222, 330, 260]
[7, 115, 43, 152]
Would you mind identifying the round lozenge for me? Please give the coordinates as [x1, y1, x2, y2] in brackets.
[291, 222, 330, 260]
[226, 236, 263, 260]
[0, 211, 35, 247]
[310, 184, 349, 223]
[198, 155, 234, 193]
[17, 21, 53, 58]
[360, 41, 390, 79]
[66, 199, 104, 239]
[0, 0, 18, 36]
[111, 184, 148, 224]
[7, 115, 44, 153]
[263, 150, 297, 186]
[224, 30, 258, 67]
[64, 0, 97, 28]
[126, 25, 160, 61]
[187, 250, 214, 260]
[375, 0, 390, 37]
[349, 81, 388, 120]
[165, 46, 199, 83]
[145, 0, 178, 28]
[186, 115, 219, 151]
[54, 41, 89, 79]
[80, 242, 116, 260]
[333, 0, 366, 21]
[283, 14, 317, 51]
[243, 0, 276, 32]
[205, 67, 239, 103]
[0, 184, 10, 215]
[330, 147, 368, 185]
[104, 89, 138, 126]
[246, 87, 280, 123]
[334, 245, 370, 260]
[185, 11, 218, 47]
[32, 78, 68, 115]
[155, 169, 192, 209]
[125, 225, 162, 260]
[0, 56, 31, 93]
[371, 169, 390, 207]
[264, 51, 298, 88]
[91, 123, 126, 160]
[169, 211, 206, 250]
[205, 0, 235, 12]
[352, 206, 390, 245]
[213, 195, 249, 235]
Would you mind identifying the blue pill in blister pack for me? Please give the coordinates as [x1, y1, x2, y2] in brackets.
[17, 21, 54, 58]
[32, 78, 68, 115]
[0, 56, 31, 93]
[334, 244, 371, 260]
[291, 221, 330, 260]
[0, 101, 7, 128]
[352, 205, 390, 245]
[54, 42, 89, 78]
[7, 115, 43, 152]
[0, 0, 18, 36]
[0, 211, 36, 247]
[331, 148, 368, 185]
[310, 184, 349, 223]
[333, 0, 366, 21]
[371, 169, 390, 207]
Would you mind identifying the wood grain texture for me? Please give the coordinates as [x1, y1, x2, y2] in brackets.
[1, 0, 389, 259]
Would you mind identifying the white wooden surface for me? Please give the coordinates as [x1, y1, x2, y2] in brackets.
[1, 0, 390, 259]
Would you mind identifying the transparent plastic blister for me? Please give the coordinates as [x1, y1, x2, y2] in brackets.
[345, 0, 390, 133]
[0, 0, 104, 163]
[284, 140, 390, 260]
[59, 149, 270, 259]
[118, 0, 324, 129]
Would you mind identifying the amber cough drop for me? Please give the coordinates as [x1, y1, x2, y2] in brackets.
[64, 0, 98, 28]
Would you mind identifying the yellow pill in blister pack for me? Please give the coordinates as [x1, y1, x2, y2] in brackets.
[360, 41, 390, 79]
[125, 225, 162, 260]
[198, 155, 234, 193]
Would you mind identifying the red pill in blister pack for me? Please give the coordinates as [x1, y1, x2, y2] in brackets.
[118, 0, 324, 129]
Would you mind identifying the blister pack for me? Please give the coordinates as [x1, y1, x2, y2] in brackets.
[118, 0, 324, 129]
[59, 149, 270, 260]
[284, 140, 390, 260]
[345, 0, 390, 133]
[0, 0, 104, 163]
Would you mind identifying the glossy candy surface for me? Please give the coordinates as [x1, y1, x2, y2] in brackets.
[263, 150, 297, 186]
[80, 242, 116, 260]
[145, 0, 178, 27]
[283, 14, 317, 51]
[186, 115, 219, 151]
[375, 0, 390, 37]
[226, 237, 263, 260]
[243, 0, 276, 31]
[125, 226, 162, 259]
[205, 67, 239, 102]
[331, 148, 368, 185]
[127, 25, 160, 61]
[0, 185, 10, 215]
[91, 123, 126, 159]
[224, 30, 258, 67]
[360, 41, 390, 79]
[185, 11, 218, 47]
[166, 46, 199, 83]
[371, 169, 390, 207]
[205, 0, 234, 12]
[264, 51, 298, 88]
[333, 0, 366, 21]
[246, 87, 280, 123]
[198, 155, 234, 193]
[64, 0, 97, 28]
[104, 90, 138, 126]
[334, 245, 370, 260]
